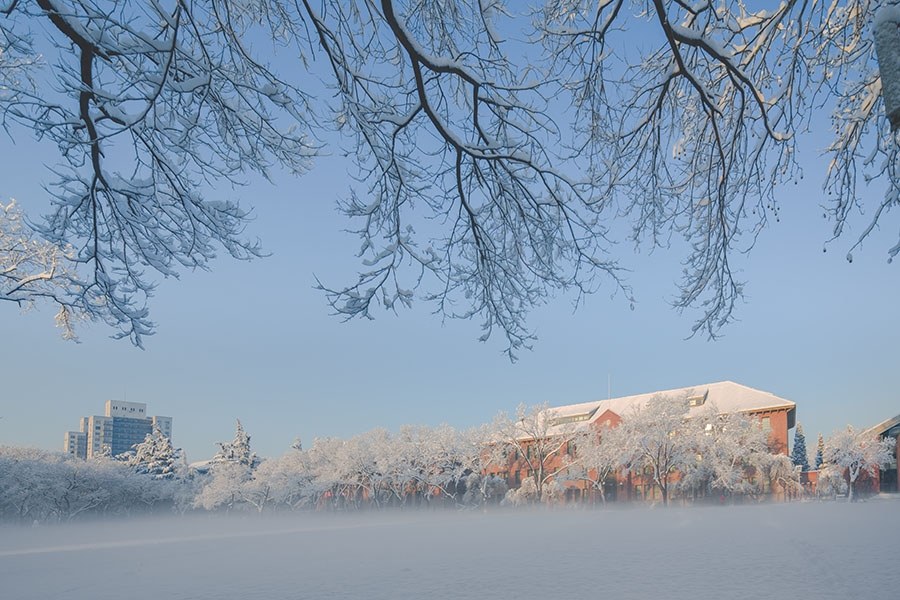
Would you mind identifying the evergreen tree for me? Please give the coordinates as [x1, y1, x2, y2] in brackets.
[212, 420, 259, 469]
[815, 433, 825, 470]
[128, 426, 177, 479]
[790, 425, 810, 472]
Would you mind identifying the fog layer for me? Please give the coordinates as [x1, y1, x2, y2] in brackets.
[1, 501, 897, 599]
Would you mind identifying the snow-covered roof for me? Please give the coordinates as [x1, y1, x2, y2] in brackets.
[865, 413, 900, 438]
[543, 381, 796, 436]
[188, 459, 213, 473]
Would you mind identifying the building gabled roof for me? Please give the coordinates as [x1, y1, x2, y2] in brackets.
[864, 413, 900, 438]
[542, 381, 796, 436]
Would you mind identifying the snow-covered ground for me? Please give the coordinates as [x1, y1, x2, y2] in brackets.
[1, 501, 898, 600]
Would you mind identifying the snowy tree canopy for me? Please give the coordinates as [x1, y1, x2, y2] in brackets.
[196, 420, 263, 511]
[687, 409, 778, 498]
[1, 412, 892, 520]
[0, 446, 179, 522]
[490, 403, 580, 503]
[212, 420, 260, 469]
[2, 0, 899, 353]
[0, 200, 85, 338]
[615, 393, 699, 506]
[824, 425, 895, 501]
[126, 426, 178, 480]
[563, 420, 629, 504]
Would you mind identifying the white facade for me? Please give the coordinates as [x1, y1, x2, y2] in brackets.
[63, 430, 87, 459]
[64, 401, 173, 459]
[152, 415, 173, 440]
[105, 400, 148, 418]
[86, 415, 112, 457]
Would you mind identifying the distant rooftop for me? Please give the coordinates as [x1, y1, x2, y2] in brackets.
[542, 381, 796, 436]
[865, 413, 900, 438]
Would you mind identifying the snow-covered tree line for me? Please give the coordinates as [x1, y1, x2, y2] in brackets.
[3, 1, 900, 354]
[0, 446, 187, 523]
[1, 407, 894, 522]
[191, 398, 889, 512]
[0, 421, 503, 521]
[194, 421, 507, 513]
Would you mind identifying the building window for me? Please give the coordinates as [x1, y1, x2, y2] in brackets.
[761, 416, 771, 432]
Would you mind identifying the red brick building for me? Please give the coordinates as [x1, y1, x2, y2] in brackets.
[865, 413, 900, 493]
[491, 381, 796, 504]
[802, 413, 899, 498]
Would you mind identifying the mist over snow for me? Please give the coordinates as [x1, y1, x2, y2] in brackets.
[1, 501, 898, 600]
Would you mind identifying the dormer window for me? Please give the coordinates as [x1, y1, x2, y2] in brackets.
[688, 390, 709, 407]
[548, 406, 600, 427]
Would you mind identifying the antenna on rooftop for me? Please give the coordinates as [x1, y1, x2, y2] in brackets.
[607, 374, 611, 400]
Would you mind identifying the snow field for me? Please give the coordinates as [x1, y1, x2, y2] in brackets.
[0, 501, 897, 600]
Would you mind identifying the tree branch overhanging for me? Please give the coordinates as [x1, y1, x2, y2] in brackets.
[0, 0, 896, 353]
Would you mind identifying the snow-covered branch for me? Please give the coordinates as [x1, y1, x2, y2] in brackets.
[2, 0, 899, 350]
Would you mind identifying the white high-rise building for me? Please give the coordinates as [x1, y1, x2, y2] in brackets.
[64, 430, 87, 460]
[64, 401, 173, 459]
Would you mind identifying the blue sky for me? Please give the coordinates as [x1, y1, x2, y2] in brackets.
[2, 14, 899, 462]
[3, 130, 898, 462]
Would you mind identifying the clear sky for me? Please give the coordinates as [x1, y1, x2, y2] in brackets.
[2, 15, 899, 462]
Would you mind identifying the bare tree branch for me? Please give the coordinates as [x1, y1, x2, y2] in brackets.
[1, 0, 897, 354]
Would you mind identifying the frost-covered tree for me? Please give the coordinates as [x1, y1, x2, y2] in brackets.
[93, 443, 112, 460]
[461, 472, 508, 507]
[816, 464, 848, 499]
[389, 424, 483, 506]
[248, 445, 317, 511]
[0, 446, 176, 522]
[761, 454, 803, 499]
[616, 393, 698, 506]
[127, 426, 178, 480]
[212, 420, 260, 469]
[689, 409, 774, 500]
[304, 436, 363, 509]
[237, 459, 278, 513]
[563, 421, 628, 504]
[791, 425, 810, 472]
[196, 420, 261, 511]
[490, 403, 579, 504]
[815, 433, 826, 470]
[0, 1, 314, 345]
[4, 1, 899, 354]
[193, 462, 251, 512]
[824, 426, 896, 501]
[0, 200, 84, 338]
[303, 431, 391, 509]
